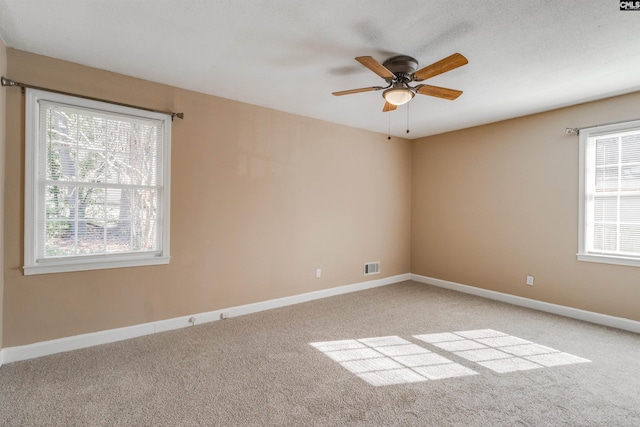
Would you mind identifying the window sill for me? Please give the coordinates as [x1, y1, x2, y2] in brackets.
[577, 253, 640, 268]
[24, 255, 170, 275]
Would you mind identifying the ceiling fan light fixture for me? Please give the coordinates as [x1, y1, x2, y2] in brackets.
[383, 87, 414, 106]
[334, 53, 468, 111]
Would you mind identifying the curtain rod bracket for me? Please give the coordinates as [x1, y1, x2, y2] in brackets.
[1, 76, 183, 120]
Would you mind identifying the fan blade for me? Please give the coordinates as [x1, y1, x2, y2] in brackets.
[332, 86, 382, 96]
[416, 84, 463, 100]
[356, 56, 395, 80]
[413, 53, 468, 81]
[383, 101, 397, 112]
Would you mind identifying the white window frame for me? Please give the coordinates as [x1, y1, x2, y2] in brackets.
[578, 119, 640, 267]
[24, 89, 171, 275]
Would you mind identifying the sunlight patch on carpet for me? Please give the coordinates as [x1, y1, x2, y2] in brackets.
[310, 335, 476, 386]
[311, 330, 591, 386]
[414, 329, 591, 374]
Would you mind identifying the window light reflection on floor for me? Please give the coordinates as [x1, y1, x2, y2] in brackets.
[310, 336, 477, 386]
[311, 329, 590, 387]
[414, 329, 591, 374]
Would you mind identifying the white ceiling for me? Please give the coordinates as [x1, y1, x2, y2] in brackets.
[1, 0, 639, 139]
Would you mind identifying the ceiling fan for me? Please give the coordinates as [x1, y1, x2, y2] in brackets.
[332, 53, 468, 112]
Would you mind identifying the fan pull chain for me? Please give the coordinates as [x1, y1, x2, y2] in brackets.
[388, 110, 391, 140]
[406, 103, 410, 134]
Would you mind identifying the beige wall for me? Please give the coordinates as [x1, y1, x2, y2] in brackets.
[0, 38, 6, 350]
[5, 48, 638, 349]
[412, 92, 640, 322]
[3, 49, 412, 347]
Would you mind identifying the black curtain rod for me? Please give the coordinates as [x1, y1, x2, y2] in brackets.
[1, 76, 184, 121]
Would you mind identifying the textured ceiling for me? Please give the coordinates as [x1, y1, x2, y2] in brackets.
[1, 0, 639, 139]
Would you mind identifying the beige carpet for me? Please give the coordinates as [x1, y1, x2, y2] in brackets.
[1, 281, 639, 426]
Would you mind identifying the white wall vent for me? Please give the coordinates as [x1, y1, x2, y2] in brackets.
[364, 261, 380, 275]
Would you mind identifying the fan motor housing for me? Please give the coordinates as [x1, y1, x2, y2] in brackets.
[382, 55, 419, 80]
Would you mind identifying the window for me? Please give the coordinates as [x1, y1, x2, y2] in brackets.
[578, 120, 640, 267]
[24, 89, 171, 275]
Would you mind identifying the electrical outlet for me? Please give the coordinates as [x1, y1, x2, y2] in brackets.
[316, 268, 321, 278]
[526, 275, 534, 286]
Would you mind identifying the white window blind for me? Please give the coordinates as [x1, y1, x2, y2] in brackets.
[578, 120, 640, 267]
[25, 89, 171, 275]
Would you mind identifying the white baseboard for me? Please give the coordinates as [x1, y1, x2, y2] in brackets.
[2, 273, 411, 364]
[411, 274, 640, 334]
